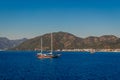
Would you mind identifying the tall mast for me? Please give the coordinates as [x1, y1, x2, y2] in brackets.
[51, 33, 53, 53]
[41, 37, 42, 53]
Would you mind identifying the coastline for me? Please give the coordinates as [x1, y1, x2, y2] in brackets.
[1, 49, 120, 53]
[59, 49, 120, 52]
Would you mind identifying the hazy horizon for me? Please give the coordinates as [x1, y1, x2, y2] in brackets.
[0, 31, 120, 40]
[0, 0, 120, 39]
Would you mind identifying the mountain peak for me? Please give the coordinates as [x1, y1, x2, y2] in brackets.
[99, 35, 118, 41]
[11, 32, 120, 50]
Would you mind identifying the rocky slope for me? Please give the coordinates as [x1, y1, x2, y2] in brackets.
[12, 32, 120, 50]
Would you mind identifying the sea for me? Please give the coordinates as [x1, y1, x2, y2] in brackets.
[0, 51, 120, 80]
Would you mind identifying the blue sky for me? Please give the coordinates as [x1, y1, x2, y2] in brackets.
[0, 0, 120, 39]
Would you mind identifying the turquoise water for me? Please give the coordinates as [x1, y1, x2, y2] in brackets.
[0, 51, 120, 80]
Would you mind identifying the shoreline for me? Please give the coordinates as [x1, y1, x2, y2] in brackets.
[0, 49, 120, 52]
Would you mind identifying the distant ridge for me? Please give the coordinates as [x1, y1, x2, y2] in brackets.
[12, 32, 120, 50]
[0, 37, 27, 50]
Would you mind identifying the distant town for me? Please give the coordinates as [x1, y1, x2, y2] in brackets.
[60, 49, 120, 52]
[34, 48, 120, 52]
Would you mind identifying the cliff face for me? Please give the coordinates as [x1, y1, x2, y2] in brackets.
[12, 32, 120, 50]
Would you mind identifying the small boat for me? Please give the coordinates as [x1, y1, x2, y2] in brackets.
[37, 33, 61, 58]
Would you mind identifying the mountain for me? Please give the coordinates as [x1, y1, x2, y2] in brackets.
[0, 37, 27, 50]
[12, 32, 120, 50]
[83, 35, 120, 49]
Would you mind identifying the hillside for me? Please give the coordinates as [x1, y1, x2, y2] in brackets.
[0, 37, 27, 50]
[12, 32, 120, 50]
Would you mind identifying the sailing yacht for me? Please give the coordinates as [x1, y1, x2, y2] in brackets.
[37, 37, 43, 55]
[37, 33, 61, 58]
